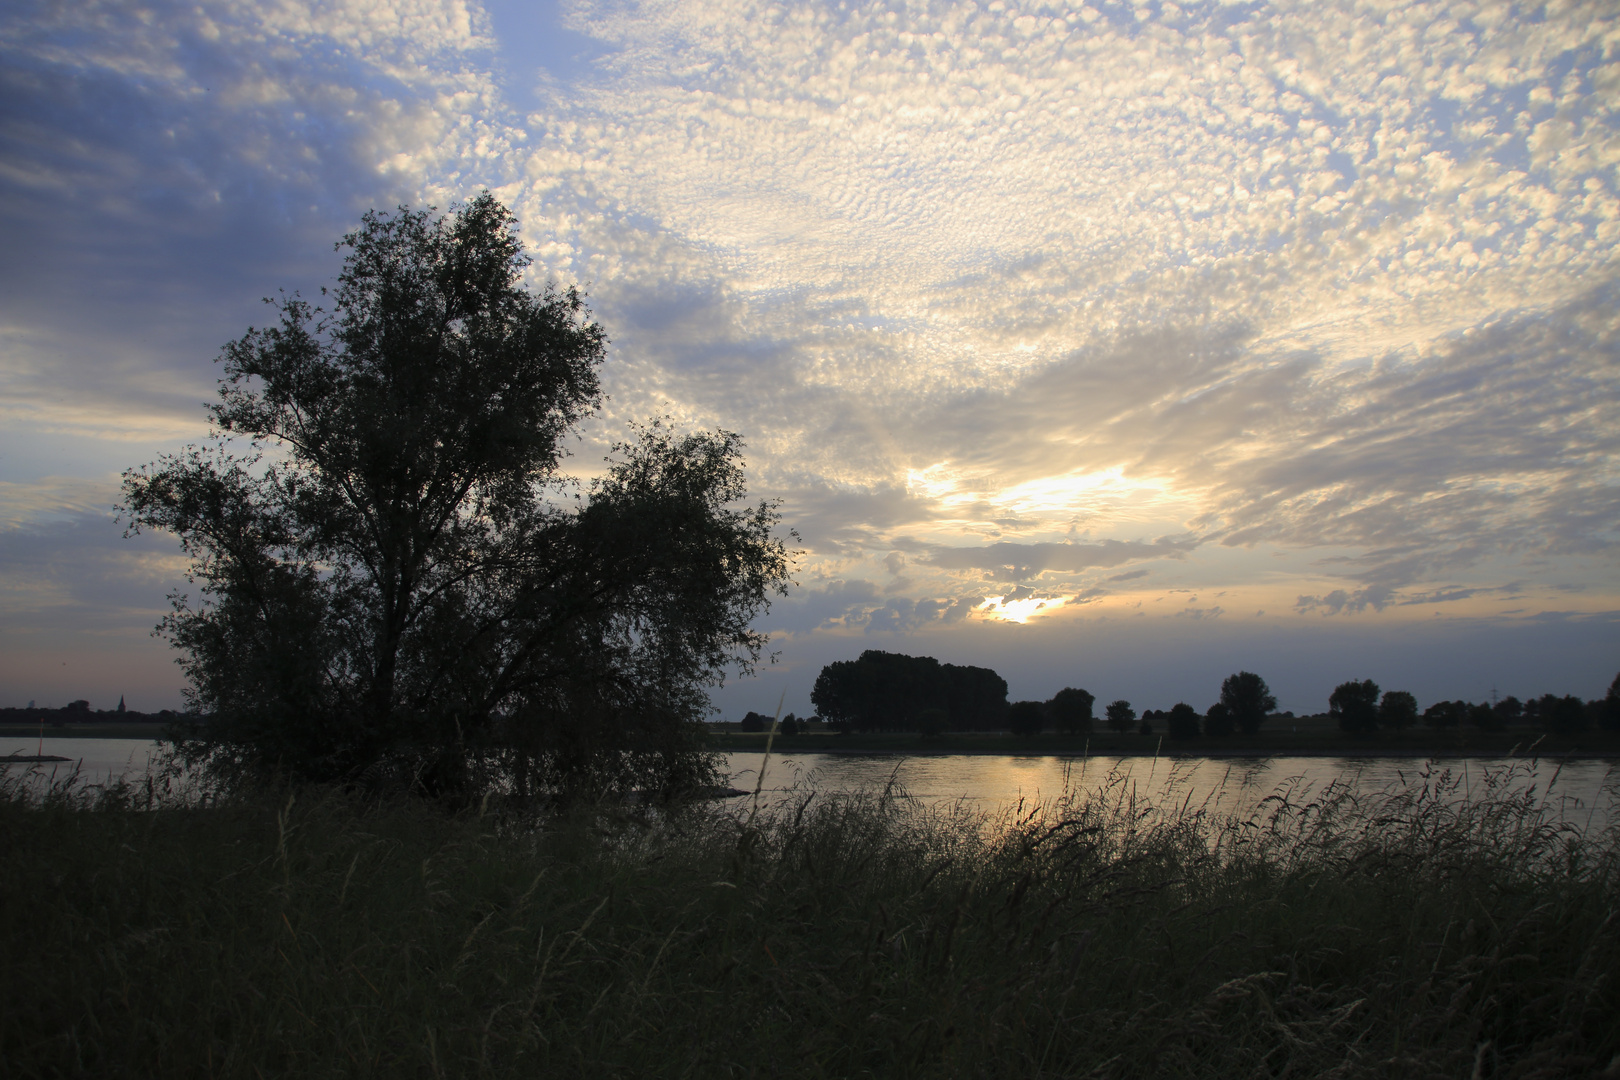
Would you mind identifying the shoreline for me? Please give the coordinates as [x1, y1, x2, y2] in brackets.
[7, 726, 1616, 762]
[734, 744, 1620, 760]
[708, 731, 1620, 760]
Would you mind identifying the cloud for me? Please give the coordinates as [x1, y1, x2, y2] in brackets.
[1295, 585, 1397, 616]
[926, 537, 1200, 579]
[5, 0, 1620, 708]
[0, 511, 186, 629]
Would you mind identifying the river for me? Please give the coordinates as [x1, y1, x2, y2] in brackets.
[6, 737, 1616, 828]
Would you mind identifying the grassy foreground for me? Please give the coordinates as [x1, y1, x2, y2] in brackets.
[3, 764, 1618, 1078]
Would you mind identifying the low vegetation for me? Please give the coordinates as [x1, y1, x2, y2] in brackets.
[4, 759, 1617, 1078]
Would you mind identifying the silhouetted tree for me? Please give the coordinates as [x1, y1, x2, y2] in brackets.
[1007, 700, 1046, 737]
[1165, 702, 1200, 740]
[1537, 693, 1588, 734]
[1203, 702, 1234, 737]
[1378, 690, 1418, 731]
[1494, 695, 1524, 725]
[1047, 687, 1095, 735]
[1329, 679, 1380, 734]
[811, 651, 1007, 732]
[916, 708, 948, 738]
[1104, 699, 1135, 733]
[1137, 717, 1153, 735]
[122, 195, 791, 800]
[1423, 700, 1465, 729]
[1604, 674, 1620, 733]
[1219, 671, 1276, 735]
[739, 712, 767, 732]
[943, 663, 1011, 730]
[779, 713, 800, 737]
[1466, 702, 1499, 730]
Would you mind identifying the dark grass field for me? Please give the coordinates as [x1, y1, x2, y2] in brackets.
[3, 760, 1617, 1078]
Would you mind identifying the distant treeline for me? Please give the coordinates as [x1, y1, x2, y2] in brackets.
[1, 700, 186, 726]
[812, 651, 1008, 732]
[803, 652, 1620, 738]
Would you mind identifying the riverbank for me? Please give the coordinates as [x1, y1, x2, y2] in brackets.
[709, 728, 1620, 759]
[4, 766, 1615, 1078]
[0, 722, 168, 741]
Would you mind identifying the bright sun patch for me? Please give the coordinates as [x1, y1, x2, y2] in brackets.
[977, 595, 1066, 624]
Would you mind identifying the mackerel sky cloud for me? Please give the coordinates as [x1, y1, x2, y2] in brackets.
[1, 0, 1616, 715]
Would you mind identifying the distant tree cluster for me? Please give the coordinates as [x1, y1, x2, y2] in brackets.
[804, 657, 1620, 744]
[811, 651, 1008, 732]
[737, 710, 806, 735]
[1324, 675, 1620, 736]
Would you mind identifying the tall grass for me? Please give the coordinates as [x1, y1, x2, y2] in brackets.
[2, 759, 1616, 1078]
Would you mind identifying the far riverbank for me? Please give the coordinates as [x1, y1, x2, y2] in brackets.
[707, 728, 1620, 759]
[8, 724, 1618, 760]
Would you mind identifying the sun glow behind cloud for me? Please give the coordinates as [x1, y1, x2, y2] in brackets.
[977, 594, 1068, 625]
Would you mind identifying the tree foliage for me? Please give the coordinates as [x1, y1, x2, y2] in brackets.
[1007, 700, 1046, 738]
[1423, 700, 1466, 729]
[121, 195, 792, 799]
[1377, 690, 1418, 731]
[1537, 693, 1589, 735]
[1330, 679, 1381, 734]
[1047, 687, 1095, 735]
[810, 651, 1007, 732]
[1219, 671, 1276, 735]
[1203, 702, 1234, 737]
[1165, 703, 1201, 740]
[1104, 699, 1135, 733]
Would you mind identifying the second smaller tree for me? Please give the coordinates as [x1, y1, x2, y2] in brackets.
[1105, 699, 1136, 733]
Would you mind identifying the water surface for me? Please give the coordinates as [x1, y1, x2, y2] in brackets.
[8, 738, 1614, 827]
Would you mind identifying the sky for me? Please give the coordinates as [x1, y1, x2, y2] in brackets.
[2, 0, 1617, 719]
